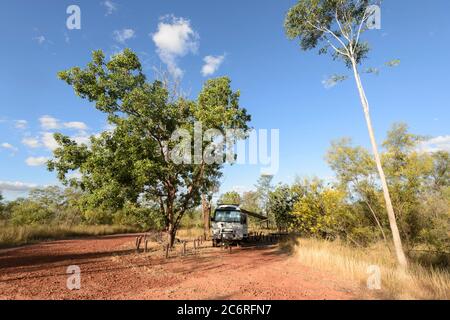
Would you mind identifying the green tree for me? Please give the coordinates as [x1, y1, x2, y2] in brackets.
[255, 174, 274, 217]
[291, 178, 347, 238]
[268, 185, 298, 231]
[240, 191, 260, 213]
[218, 191, 242, 205]
[430, 151, 450, 190]
[326, 138, 389, 244]
[9, 198, 53, 226]
[49, 49, 250, 246]
[327, 124, 449, 253]
[382, 124, 434, 248]
[285, 0, 408, 267]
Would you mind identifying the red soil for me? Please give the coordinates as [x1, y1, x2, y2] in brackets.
[0, 234, 367, 300]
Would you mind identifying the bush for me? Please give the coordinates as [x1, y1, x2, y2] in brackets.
[113, 204, 165, 230]
[9, 200, 54, 225]
[179, 209, 203, 229]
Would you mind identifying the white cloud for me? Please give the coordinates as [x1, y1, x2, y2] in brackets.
[102, 0, 117, 16]
[0, 181, 38, 192]
[22, 137, 41, 149]
[418, 135, 450, 153]
[72, 133, 91, 146]
[33, 35, 46, 45]
[1, 142, 18, 153]
[201, 55, 225, 77]
[151, 15, 199, 79]
[15, 120, 28, 129]
[40, 116, 88, 131]
[113, 29, 136, 44]
[25, 156, 49, 167]
[42, 132, 59, 151]
[64, 121, 88, 131]
[39, 115, 60, 130]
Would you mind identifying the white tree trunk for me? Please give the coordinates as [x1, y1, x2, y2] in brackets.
[351, 60, 408, 268]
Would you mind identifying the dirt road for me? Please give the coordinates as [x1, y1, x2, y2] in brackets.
[0, 234, 367, 300]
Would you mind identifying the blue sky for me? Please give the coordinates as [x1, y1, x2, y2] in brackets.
[0, 0, 449, 199]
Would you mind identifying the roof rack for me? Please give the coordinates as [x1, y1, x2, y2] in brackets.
[216, 203, 240, 207]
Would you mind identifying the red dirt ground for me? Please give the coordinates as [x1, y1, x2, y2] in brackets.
[0, 234, 368, 300]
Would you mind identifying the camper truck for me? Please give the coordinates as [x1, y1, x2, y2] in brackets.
[211, 204, 267, 247]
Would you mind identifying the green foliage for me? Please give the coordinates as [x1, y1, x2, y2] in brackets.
[385, 59, 401, 67]
[325, 123, 449, 252]
[263, 123, 449, 255]
[240, 191, 260, 213]
[5, 187, 69, 225]
[238, 191, 265, 229]
[255, 174, 274, 219]
[285, 0, 372, 68]
[9, 199, 54, 226]
[268, 184, 298, 230]
[218, 191, 241, 205]
[113, 203, 165, 230]
[2, 186, 162, 230]
[364, 67, 380, 75]
[290, 178, 352, 239]
[179, 208, 203, 229]
[430, 151, 450, 190]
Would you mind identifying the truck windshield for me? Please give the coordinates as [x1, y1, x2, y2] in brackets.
[214, 210, 241, 223]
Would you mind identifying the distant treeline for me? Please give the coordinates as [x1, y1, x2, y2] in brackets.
[0, 187, 165, 230]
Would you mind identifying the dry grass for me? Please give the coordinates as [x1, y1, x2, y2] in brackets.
[0, 224, 141, 248]
[177, 227, 205, 240]
[293, 238, 450, 300]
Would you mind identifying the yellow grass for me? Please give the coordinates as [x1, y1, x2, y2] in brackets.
[293, 238, 450, 300]
[0, 224, 141, 248]
[177, 227, 205, 240]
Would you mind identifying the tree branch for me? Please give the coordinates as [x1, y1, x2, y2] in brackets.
[306, 20, 350, 57]
[355, 9, 369, 49]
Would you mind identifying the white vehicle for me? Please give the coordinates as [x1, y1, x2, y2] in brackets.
[211, 204, 267, 247]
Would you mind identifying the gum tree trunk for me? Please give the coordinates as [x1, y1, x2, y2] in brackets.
[351, 59, 408, 268]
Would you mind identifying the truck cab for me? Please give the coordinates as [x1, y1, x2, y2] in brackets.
[211, 205, 248, 247]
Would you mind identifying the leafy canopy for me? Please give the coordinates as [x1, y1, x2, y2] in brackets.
[285, 0, 376, 67]
[49, 49, 251, 234]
